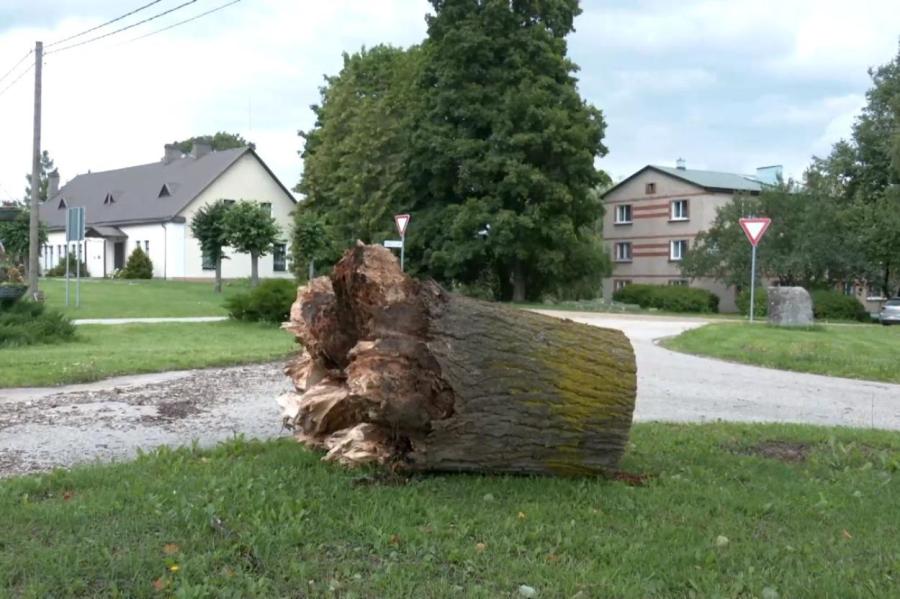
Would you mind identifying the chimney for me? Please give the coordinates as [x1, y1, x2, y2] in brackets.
[163, 144, 182, 164]
[48, 169, 60, 199]
[676, 157, 686, 170]
[191, 142, 212, 160]
[755, 165, 783, 185]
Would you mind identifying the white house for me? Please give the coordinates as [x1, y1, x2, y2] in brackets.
[38, 143, 297, 280]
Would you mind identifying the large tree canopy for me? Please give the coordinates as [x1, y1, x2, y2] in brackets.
[24, 150, 55, 203]
[295, 1, 610, 301]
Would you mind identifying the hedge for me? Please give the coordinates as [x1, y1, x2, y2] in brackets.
[225, 279, 296, 324]
[613, 284, 719, 313]
[810, 290, 869, 322]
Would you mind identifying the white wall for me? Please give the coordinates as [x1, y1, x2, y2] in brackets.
[117, 223, 169, 278]
[42, 231, 99, 277]
[178, 152, 295, 279]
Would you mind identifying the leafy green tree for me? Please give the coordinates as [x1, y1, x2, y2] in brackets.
[291, 217, 331, 282]
[297, 45, 422, 257]
[24, 150, 55, 202]
[121, 247, 153, 279]
[223, 200, 281, 287]
[0, 207, 47, 275]
[411, 0, 609, 301]
[190, 200, 231, 292]
[174, 132, 254, 154]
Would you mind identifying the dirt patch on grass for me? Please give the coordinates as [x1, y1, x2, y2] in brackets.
[746, 440, 811, 463]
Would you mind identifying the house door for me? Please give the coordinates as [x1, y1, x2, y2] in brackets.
[114, 241, 125, 270]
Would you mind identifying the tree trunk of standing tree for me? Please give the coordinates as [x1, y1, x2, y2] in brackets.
[214, 254, 223, 293]
[278, 243, 636, 475]
[250, 251, 259, 287]
[512, 257, 526, 302]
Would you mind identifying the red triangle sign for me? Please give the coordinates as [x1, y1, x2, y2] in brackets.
[739, 217, 771, 246]
[394, 213, 410, 237]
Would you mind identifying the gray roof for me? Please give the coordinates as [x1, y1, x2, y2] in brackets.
[39, 147, 295, 230]
[603, 165, 765, 198]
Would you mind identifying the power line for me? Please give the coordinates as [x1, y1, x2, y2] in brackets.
[45, 0, 199, 56]
[0, 49, 33, 86]
[46, 0, 167, 48]
[0, 62, 34, 101]
[126, 0, 243, 43]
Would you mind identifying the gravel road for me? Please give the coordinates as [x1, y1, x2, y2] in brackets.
[2, 313, 897, 478]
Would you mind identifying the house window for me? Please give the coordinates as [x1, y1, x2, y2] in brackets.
[614, 204, 633, 224]
[260, 202, 272, 216]
[223, 199, 236, 206]
[144, 240, 149, 253]
[668, 279, 689, 286]
[202, 249, 216, 271]
[57, 198, 67, 209]
[670, 239, 688, 261]
[613, 279, 631, 293]
[645, 182, 656, 194]
[158, 184, 170, 198]
[670, 199, 689, 221]
[614, 242, 632, 262]
[273, 243, 286, 272]
[104, 193, 115, 205]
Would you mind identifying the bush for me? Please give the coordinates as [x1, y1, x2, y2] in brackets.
[811, 290, 869, 322]
[45, 253, 91, 278]
[613, 284, 719, 313]
[225, 279, 296, 324]
[0, 301, 76, 347]
[120, 247, 153, 279]
[736, 287, 768, 317]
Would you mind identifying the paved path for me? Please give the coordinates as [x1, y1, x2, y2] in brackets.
[537, 311, 900, 430]
[2, 313, 898, 478]
[73, 316, 227, 325]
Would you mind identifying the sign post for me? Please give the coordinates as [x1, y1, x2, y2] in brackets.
[738, 217, 771, 322]
[65, 207, 85, 308]
[393, 213, 410, 272]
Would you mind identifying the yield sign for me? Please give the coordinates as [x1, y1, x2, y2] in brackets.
[394, 213, 411, 237]
[739, 217, 771, 247]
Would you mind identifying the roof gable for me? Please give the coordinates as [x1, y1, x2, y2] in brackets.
[603, 165, 765, 199]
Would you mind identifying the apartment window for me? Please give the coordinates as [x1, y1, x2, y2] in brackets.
[614, 242, 632, 262]
[273, 243, 286, 272]
[670, 199, 689, 221]
[260, 202, 272, 216]
[670, 239, 688, 261]
[613, 279, 631, 293]
[202, 249, 216, 271]
[645, 182, 656, 194]
[614, 204, 633, 224]
[668, 279, 689, 286]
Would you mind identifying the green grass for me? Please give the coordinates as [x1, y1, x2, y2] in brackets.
[0, 321, 296, 387]
[1, 422, 897, 597]
[39, 278, 255, 319]
[663, 322, 900, 383]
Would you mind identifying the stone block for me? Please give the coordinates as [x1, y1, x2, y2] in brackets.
[767, 286, 814, 326]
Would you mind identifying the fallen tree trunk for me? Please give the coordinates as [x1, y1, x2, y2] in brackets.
[278, 243, 636, 475]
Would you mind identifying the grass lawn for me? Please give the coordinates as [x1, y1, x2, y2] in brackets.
[0, 321, 296, 387]
[663, 322, 900, 383]
[39, 278, 256, 319]
[1, 422, 897, 597]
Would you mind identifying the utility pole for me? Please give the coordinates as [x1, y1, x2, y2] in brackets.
[27, 41, 42, 298]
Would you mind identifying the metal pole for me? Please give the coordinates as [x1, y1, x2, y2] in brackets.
[749, 244, 757, 322]
[400, 234, 405, 272]
[65, 243, 70, 306]
[308, 258, 314, 281]
[76, 241, 81, 308]
[27, 41, 43, 298]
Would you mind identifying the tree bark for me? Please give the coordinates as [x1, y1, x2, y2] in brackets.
[279, 243, 636, 475]
[214, 255, 222, 293]
[512, 257, 526, 302]
[250, 251, 259, 287]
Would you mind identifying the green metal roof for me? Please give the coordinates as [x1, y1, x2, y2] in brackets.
[651, 165, 765, 192]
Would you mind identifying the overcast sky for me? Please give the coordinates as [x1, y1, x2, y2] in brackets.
[0, 0, 898, 203]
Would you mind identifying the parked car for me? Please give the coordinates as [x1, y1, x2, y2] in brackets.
[879, 298, 900, 325]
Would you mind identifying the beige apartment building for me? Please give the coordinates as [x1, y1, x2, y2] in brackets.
[602, 161, 780, 312]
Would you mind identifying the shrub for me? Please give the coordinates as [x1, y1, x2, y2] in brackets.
[736, 287, 768, 317]
[121, 247, 153, 279]
[0, 301, 76, 347]
[225, 279, 296, 324]
[46, 253, 91, 278]
[613, 284, 719, 313]
[811, 290, 869, 322]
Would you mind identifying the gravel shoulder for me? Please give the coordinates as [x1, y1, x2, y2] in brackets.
[2, 312, 898, 479]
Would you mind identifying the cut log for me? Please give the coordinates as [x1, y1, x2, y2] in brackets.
[280, 243, 636, 475]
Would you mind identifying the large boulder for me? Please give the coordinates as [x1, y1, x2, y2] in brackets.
[767, 286, 814, 326]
